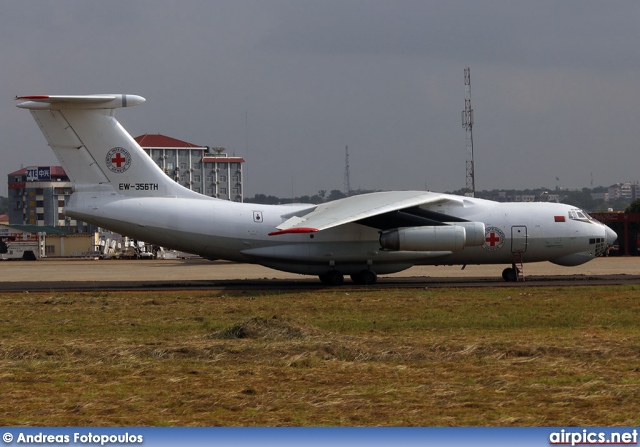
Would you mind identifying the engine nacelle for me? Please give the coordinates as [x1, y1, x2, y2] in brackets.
[380, 225, 465, 251]
[379, 222, 485, 251]
[447, 221, 485, 247]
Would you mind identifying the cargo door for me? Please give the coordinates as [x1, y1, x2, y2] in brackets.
[511, 226, 528, 253]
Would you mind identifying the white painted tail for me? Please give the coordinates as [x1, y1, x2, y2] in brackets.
[16, 94, 199, 198]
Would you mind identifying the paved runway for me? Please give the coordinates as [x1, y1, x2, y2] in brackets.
[0, 257, 638, 291]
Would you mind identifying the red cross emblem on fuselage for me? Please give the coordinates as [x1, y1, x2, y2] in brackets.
[485, 232, 501, 246]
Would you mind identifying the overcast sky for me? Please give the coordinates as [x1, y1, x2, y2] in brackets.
[2, 1, 640, 198]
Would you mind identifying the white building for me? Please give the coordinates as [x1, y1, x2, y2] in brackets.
[135, 134, 245, 202]
[608, 183, 638, 202]
[7, 166, 89, 231]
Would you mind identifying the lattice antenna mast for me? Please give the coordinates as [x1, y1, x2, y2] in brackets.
[344, 145, 351, 196]
[462, 67, 475, 197]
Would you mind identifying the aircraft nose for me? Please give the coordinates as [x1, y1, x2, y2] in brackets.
[604, 225, 618, 245]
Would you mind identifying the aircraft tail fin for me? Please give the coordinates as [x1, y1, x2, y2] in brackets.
[16, 94, 200, 198]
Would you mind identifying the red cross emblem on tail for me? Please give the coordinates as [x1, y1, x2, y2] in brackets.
[111, 152, 127, 167]
[105, 147, 132, 173]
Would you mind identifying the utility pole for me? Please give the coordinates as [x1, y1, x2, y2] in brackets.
[344, 145, 351, 197]
[462, 67, 475, 197]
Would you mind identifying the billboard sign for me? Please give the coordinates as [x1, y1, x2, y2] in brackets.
[26, 167, 51, 181]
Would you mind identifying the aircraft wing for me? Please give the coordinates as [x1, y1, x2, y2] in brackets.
[270, 191, 465, 235]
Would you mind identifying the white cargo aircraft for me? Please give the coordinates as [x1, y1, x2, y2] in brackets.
[17, 94, 617, 285]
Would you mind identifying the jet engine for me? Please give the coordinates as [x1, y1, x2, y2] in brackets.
[379, 222, 485, 252]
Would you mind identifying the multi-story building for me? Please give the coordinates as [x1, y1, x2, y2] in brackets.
[7, 166, 91, 232]
[135, 134, 245, 202]
[608, 182, 639, 202]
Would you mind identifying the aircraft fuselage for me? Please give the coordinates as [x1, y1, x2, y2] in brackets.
[66, 191, 611, 276]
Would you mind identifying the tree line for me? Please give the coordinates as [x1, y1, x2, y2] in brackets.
[248, 189, 363, 205]
[246, 186, 626, 212]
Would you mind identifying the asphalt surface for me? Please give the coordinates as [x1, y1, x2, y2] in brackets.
[0, 257, 638, 291]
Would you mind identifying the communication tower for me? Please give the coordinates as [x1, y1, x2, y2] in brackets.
[344, 145, 351, 196]
[462, 67, 475, 197]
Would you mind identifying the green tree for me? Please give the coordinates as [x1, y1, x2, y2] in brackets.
[610, 197, 630, 212]
[560, 188, 597, 211]
[327, 189, 346, 201]
[625, 198, 640, 213]
[247, 193, 281, 204]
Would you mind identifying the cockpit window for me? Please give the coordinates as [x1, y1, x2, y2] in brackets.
[568, 209, 593, 222]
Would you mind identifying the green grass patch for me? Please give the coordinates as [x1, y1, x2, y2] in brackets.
[0, 286, 639, 426]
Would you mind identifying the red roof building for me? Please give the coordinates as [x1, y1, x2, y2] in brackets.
[134, 134, 245, 202]
[134, 134, 204, 149]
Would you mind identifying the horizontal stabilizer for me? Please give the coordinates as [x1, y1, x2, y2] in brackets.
[16, 94, 145, 110]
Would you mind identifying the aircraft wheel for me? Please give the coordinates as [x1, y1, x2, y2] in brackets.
[350, 270, 377, 285]
[502, 267, 518, 282]
[319, 271, 344, 286]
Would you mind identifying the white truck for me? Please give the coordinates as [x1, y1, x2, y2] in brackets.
[0, 232, 46, 260]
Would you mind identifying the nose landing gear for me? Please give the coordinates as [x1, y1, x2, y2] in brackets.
[502, 252, 525, 282]
[502, 267, 519, 282]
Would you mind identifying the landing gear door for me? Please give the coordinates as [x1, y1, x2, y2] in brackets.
[511, 226, 528, 253]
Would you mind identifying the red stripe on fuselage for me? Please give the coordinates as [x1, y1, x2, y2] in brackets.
[268, 227, 319, 236]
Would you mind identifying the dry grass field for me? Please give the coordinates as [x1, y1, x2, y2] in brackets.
[1, 286, 639, 426]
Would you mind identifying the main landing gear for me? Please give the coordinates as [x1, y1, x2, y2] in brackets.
[350, 270, 377, 285]
[319, 270, 344, 286]
[319, 269, 378, 286]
